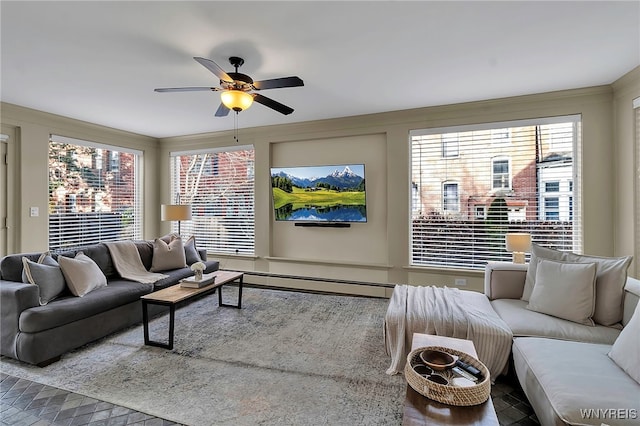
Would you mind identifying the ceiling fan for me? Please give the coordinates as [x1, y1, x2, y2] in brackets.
[154, 56, 304, 116]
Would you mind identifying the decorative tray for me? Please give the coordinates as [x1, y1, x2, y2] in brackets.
[404, 345, 491, 406]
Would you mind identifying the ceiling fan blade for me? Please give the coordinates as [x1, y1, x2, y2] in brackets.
[194, 57, 233, 82]
[252, 93, 294, 115]
[253, 76, 304, 90]
[215, 103, 230, 117]
[154, 87, 220, 93]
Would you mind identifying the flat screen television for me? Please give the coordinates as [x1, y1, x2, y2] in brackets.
[271, 164, 367, 222]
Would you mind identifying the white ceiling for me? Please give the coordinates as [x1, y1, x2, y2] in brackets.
[1, 1, 639, 139]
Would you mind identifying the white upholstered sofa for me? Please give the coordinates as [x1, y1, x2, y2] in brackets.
[485, 247, 640, 426]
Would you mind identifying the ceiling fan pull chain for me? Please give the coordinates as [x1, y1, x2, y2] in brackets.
[234, 111, 239, 143]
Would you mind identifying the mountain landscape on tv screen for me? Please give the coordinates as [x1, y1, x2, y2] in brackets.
[271, 165, 367, 222]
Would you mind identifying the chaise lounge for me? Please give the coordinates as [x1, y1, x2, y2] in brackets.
[386, 244, 640, 425]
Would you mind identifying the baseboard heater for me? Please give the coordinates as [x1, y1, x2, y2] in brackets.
[226, 270, 394, 289]
[294, 222, 351, 228]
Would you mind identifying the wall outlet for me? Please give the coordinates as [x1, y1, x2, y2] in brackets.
[454, 278, 467, 286]
[29, 207, 39, 217]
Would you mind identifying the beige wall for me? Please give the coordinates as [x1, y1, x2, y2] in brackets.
[159, 84, 625, 296]
[3, 71, 638, 295]
[612, 66, 640, 276]
[0, 103, 159, 253]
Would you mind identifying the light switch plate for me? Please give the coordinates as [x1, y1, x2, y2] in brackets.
[30, 207, 39, 217]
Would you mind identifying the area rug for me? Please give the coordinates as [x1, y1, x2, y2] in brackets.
[0, 286, 406, 425]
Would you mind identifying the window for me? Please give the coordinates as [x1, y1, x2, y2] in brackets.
[410, 115, 581, 269]
[545, 181, 560, 192]
[442, 133, 459, 158]
[443, 182, 459, 212]
[170, 146, 255, 255]
[492, 158, 511, 190]
[544, 197, 560, 220]
[48, 135, 142, 251]
[491, 128, 511, 144]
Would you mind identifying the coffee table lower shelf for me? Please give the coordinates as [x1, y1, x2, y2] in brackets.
[140, 270, 243, 350]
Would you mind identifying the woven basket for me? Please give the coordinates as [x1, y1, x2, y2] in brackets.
[404, 346, 490, 406]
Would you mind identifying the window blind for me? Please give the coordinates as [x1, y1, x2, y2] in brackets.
[170, 145, 255, 255]
[48, 135, 142, 251]
[410, 115, 582, 270]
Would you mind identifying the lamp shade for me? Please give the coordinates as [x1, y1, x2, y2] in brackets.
[505, 233, 532, 253]
[161, 204, 192, 221]
[221, 90, 253, 112]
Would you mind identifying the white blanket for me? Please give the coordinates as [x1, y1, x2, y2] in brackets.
[105, 241, 168, 284]
[384, 285, 513, 380]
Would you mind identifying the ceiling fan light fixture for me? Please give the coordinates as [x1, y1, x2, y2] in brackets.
[221, 90, 253, 112]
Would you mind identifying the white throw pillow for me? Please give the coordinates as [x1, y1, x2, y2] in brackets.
[521, 244, 566, 302]
[608, 302, 640, 385]
[58, 252, 107, 297]
[527, 258, 597, 326]
[150, 235, 187, 272]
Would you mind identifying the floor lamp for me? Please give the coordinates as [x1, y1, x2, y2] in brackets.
[161, 204, 192, 236]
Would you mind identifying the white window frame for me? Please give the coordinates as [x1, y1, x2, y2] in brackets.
[169, 145, 255, 256]
[48, 135, 142, 251]
[491, 128, 511, 145]
[442, 182, 459, 213]
[442, 133, 460, 158]
[410, 115, 582, 270]
[491, 157, 511, 190]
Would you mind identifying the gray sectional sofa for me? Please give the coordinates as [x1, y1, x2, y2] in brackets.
[485, 261, 640, 426]
[0, 240, 219, 366]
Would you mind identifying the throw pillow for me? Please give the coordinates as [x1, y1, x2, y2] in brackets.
[527, 258, 597, 326]
[608, 301, 640, 385]
[563, 252, 632, 326]
[184, 235, 202, 265]
[521, 244, 566, 302]
[58, 252, 108, 297]
[21, 253, 66, 305]
[150, 235, 187, 272]
[159, 232, 179, 244]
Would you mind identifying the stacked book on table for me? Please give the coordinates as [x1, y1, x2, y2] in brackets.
[180, 273, 216, 288]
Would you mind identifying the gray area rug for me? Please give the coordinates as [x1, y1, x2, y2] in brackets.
[0, 286, 406, 425]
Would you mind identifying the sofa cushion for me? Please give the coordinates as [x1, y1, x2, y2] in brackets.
[564, 252, 632, 327]
[513, 338, 640, 426]
[527, 259, 596, 326]
[491, 299, 621, 344]
[151, 236, 187, 272]
[522, 244, 564, 302]
[58, 243, 118, 278]
[609, 302, 640, 384]
[184, 236, 202, 265]
[58, 252, 108, 297]
[520, 244, 632, 326]
[18, 280, 153, 333]
[134, 240, 154, 271]
[21, 254, 67, 305]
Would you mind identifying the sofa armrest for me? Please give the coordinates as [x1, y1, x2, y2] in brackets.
[1, 280, 39, 359]
[484, 262, 528, 300]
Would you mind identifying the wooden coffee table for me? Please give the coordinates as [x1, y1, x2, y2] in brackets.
[140, 270, 243, 350]
[402, 333, 499, 425]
